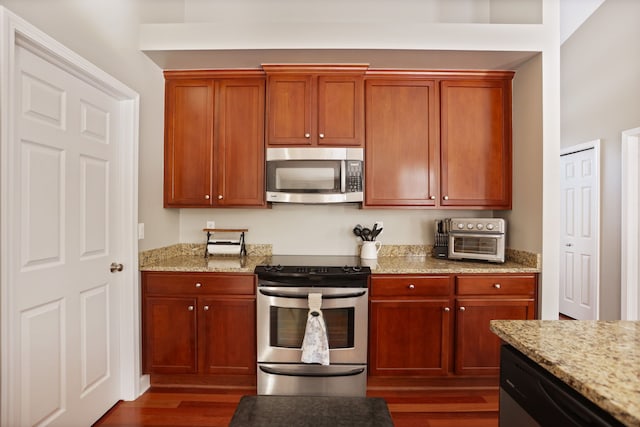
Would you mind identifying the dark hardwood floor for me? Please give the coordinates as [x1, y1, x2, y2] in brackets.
[94, 379, 498, 427]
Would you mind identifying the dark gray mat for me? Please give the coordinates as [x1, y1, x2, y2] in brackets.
[229, 395, 394, 427]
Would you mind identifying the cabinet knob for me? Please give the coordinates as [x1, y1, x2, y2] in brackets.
[493, 283, 502, 289]
[195, 282, 202, 288]
[459, 306, 466, 312]
[429, 195, 436, 200]
[408, 284, 415, 289]
[444, 307, 450, 312]
[188, 305, 194, 311]
[204, 195, 210, 200]
[319, 133, 325, 139]
[203, 305, 209, 311]
[304, 133, 311, 138]
[443, 196, 449, 200]
[218, 195, 223, 200]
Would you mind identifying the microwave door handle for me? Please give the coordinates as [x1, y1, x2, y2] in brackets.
[340, 160, 346, 193]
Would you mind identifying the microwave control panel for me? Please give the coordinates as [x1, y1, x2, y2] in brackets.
[346, 161, 363, 193]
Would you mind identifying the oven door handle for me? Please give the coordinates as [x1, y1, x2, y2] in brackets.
[259, 289, 367, 299]
[259, 365, 365, 378]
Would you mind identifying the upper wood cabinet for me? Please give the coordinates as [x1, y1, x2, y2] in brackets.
[164, 71, 266, 208]
[263, 64, 366, 147]
[365, 79, 438, 206]
[439, 77, 513, 209]
[364, 70, 514, 209]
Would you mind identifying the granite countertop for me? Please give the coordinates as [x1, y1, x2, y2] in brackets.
[140, 254, 539, 274]
[139, 244, 540, 274]
[490, 320, 640, 426]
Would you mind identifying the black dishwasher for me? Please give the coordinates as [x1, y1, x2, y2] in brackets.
[499, 345, 624, 427]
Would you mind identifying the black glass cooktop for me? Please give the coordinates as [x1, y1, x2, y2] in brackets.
[254, 255, 370, 278]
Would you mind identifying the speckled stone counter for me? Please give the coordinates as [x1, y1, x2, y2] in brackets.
[490, 320, 640, 426]
[139, 244, 540, 274]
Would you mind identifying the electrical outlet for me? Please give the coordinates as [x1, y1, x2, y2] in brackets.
[206, 220, 216, 229]
[138, 223, 144, 239]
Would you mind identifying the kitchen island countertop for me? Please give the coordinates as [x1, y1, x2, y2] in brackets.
[490, 319, 640, 426]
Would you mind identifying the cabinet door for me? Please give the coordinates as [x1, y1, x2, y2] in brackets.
[164, 79, 214, 207]
[365, 80, 438, 206]
[369, 299, 451, 376]
[216, 79, 266, 206]
[440, 79, 512, 209]
[200, 298, 256, 375]
[266, 75, 313, 145]
[317, 75, 364, 146]
[454, 298, 535, 375]
[143, 297, 198, 374]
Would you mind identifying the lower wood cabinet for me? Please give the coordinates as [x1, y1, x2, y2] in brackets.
[141, 272, 256, 378]
[369, 275, 452, 376]
[454, 274, 537, 376]
[368, 273, 537, 378]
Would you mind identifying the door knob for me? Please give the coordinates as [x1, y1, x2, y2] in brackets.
[110, 262, 123, 273]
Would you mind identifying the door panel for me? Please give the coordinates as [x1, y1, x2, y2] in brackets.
[560, 147, 599, 319]
[10, 44, 123, 426]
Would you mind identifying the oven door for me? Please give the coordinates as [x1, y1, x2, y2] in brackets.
[448, 232, 505, 263]
[257, 286, 368, 364]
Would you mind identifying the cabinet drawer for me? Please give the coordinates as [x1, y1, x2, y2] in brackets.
[371, 275, 451, 297]
[456, 275, 536, 296]
[143, 272, 255, 296]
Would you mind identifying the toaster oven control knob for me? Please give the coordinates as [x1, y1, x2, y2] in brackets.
[467, 223, 474, 229]
[457, 223, 465, 229]
[477, 224, 484, 230]
[486, 223, 495, 231]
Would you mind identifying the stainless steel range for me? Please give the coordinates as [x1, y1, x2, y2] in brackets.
[255, 256, 370, 397]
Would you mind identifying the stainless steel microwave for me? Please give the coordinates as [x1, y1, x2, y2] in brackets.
[266, 147, 364, 204]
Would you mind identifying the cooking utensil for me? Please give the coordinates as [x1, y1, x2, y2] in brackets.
[361, 228, 372, 241]
[372, 227, 383, 240]
[353, 224, 364, 240]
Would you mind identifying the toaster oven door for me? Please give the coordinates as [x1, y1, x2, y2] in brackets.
[448, 232, 505, 263]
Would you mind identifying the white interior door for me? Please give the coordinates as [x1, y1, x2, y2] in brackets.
[621, 127, 640, 320]
[1, 9, 141, 426]
[559, 142, 600, 320]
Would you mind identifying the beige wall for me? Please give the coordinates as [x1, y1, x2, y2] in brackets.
[0, 0, 180, 251]
[500, 54, 543, 254]
[561, 0, 640, 319]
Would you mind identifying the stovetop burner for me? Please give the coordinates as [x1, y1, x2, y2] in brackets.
[254, 255, 370, 287]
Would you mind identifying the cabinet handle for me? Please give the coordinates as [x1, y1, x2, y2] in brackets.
[188, 305, 194, 311]
[304, 133, 311, 138]
[319, 133, 325, 139]
[195, 282, 202, 288]
[444, 307, 450, 312]
[203, 306, 209, 311]
[204, 195, 210, 200]
[493, 283, 502, 289]
[459, 306, 466, 312]
[218, 195, 223, 200]
[408, 284, 415, 289]
[443, 196, 449, 200]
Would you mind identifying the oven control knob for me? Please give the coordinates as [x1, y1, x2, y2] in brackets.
[486, 223, 495, 231]
[477, 224, 484, 230]
[467, 223, 474, 230]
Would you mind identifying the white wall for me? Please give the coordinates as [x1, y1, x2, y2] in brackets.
[561, 0, 640, 319]
[0, 0, 180, 252]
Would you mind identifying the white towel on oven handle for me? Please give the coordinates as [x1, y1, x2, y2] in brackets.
[301, 293, 330, 366]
